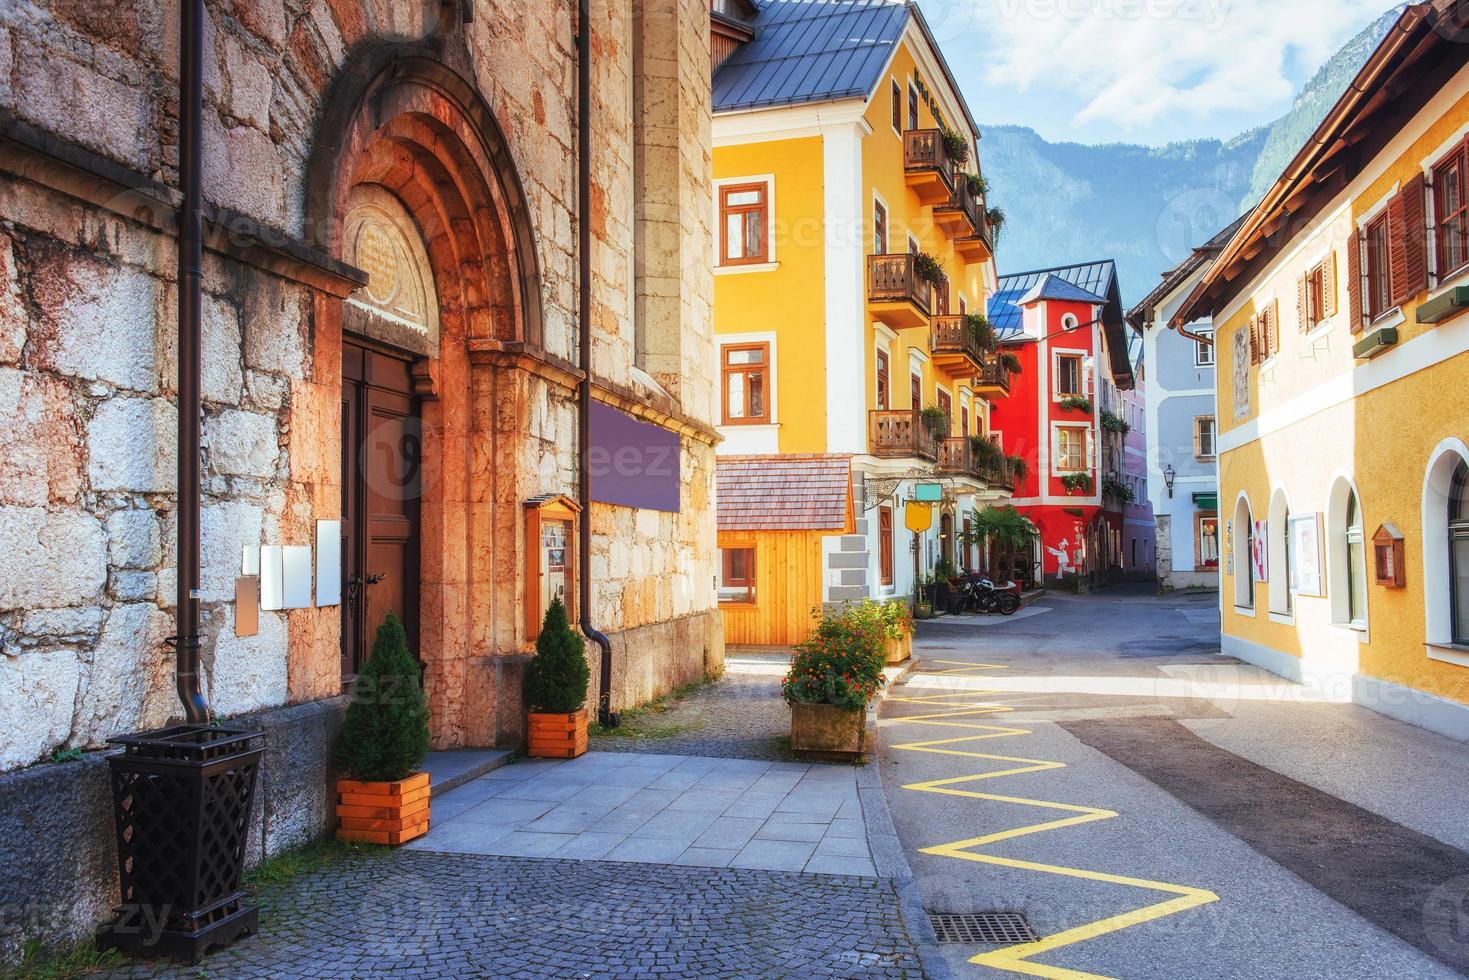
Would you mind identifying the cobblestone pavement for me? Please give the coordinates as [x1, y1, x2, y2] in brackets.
[99, 851, 925, 979]
[590, 659, 793, 761]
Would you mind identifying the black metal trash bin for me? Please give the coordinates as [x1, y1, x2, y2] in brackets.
[97, 724, 265, 964]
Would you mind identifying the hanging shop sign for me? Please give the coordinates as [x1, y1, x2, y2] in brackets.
[589, 401, 681, 512]
[905, 501, 934, 533]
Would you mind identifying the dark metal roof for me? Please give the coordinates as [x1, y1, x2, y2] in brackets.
[988, 261, 1118, 338]
[712, 0, 910, 114]
[1017, 273, 1107, 307]
[987, 260, 1135, 389]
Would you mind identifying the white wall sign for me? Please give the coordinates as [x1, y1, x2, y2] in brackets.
[316, 521, 341, 607]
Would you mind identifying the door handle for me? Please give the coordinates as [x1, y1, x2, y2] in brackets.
[366, 572, 388, 586]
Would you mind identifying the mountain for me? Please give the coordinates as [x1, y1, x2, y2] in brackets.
[980, 5, 1407, 305]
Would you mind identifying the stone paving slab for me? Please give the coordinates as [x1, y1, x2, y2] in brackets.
[99, 852, 926, 979]
[410, 751, 879, 877]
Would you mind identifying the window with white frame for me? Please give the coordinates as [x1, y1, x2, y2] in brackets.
[1194, 328, 1215, 366]
[1055, 426, 1088, 472]
[1194, 417, 1216, 460]
[1054, 352, 1084, 397]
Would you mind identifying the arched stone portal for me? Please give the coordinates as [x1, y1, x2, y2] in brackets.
[305, 50, 547, 748]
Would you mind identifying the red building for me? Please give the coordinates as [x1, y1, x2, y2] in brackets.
[986, 261, 1142, 586]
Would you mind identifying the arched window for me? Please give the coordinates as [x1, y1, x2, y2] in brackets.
[1233, 495, 1254, 609]
[1268, 489, 1291, 615]
[1451, 462, 1469, 644]
[1346, 490, 1367, 625]
[1420, 442, 1469, 646]
[1328, 477, 1368, 628]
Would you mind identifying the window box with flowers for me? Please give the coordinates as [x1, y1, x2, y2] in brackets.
[1058, 395, 1093, 414]
[1101, 476, 1134, 503]
[1061, 472, 1094, 495]
[782, 606, 888, 760]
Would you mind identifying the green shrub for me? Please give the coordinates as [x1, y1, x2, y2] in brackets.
[920, 404, 951, 436]
[523, 597, 590, 713]
[1100, 408, 1131, 435]
[940, 127, 971, 165]
[334, 611, 430, 782]
[843, 598, 912, 642]
[1000, 351, 1023, 374]
[1059, 395, 1093, 413]
[912, 250, 947, 286]
[781, 607, 886, 709]
[966, 312, 998, 352]
[1060, 472, 1094, 495]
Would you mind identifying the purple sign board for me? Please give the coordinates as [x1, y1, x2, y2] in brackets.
[589, 401, 681, 512]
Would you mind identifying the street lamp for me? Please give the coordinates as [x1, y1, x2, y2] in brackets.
[1163, 463, 1176, 498]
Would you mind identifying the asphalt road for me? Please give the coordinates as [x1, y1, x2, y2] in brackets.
[879, 585, 1469, 979]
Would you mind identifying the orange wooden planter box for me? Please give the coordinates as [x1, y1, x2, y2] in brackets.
[336, 771, 431, 845]
[527, 708, 589, 759]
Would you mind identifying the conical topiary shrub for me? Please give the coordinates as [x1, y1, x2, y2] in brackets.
[334, 611, 431, 782]
[524, 597, 589, 713]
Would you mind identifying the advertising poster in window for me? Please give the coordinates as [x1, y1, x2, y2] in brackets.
[1289, 512, 1325, 596]
[1252, 520, 1269, 582]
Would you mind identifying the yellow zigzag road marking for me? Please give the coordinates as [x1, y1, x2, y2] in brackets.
[891, 661, 1218, 980]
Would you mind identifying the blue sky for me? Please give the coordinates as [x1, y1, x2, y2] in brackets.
[918, 0, 1397, 145]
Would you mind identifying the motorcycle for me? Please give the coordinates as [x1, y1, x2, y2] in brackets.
[949, 571, 1021, 616]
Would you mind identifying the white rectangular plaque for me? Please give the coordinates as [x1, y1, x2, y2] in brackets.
[241, 545, 260, 576]
[316, 520, 341, 607]
[259, 546, 284, 610]
[281, 545, 313, 609]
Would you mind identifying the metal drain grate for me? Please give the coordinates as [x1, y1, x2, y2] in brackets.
[928, 912, 1039, 944]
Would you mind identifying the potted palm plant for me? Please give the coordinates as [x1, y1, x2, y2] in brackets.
[334, 611, 432, 845]
[524, 597, 591, 758]
[782, 607, 886, 760]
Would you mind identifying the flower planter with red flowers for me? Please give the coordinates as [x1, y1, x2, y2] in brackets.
[782, 604, 888, 762]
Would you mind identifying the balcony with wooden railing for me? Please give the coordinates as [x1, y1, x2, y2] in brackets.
[930, 315, 986, 378]
[867, 253, 933, 331]
[937, 437, 1017, 493]
[936, 437, 975, 478]
[978, 452, 1015, 492]
[903, 129, 957, 204]
[973, 356, 1012, 398]
[869, 409, 939, 462]
[956, 201, 994, 263]
[935, 174, 983, 239]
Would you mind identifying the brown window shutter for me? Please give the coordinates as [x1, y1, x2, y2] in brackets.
[1324, 252, 1338, 318]
[1192, 419, 1202, 458]
[1296, 274, 1308, 332]
[1347, 228, 1363, 332]
[1272, 300, 1281, 354]
[1248, 315, 1259, 364]
[1387, 189, 1408, 304]
[1391, 174, 1429, 305]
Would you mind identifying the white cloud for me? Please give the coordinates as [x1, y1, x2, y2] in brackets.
[918, 0, 1394, 132]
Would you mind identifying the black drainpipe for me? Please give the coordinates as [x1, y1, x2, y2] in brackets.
[577, 0, 617, 728]
[174, 0, 209, 724]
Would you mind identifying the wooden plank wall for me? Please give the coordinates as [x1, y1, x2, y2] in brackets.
[717, 529, 827, 647]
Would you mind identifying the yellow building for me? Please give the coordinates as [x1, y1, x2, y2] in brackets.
[709, 0, 1012, 645]
[1176, 0, 1469, 739]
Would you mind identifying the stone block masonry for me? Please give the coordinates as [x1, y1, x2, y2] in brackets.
[0, 0, 723, 964]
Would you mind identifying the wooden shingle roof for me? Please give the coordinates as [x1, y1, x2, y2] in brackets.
[717, 455, 852, 532]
